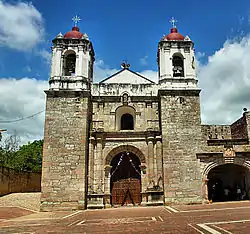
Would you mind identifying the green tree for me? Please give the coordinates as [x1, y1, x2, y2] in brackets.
[12, 140, 43, 173]
[0, 135, 43, 173]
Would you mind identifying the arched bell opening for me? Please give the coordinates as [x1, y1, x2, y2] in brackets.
[207, 164, 250, 202]
[110, 152, 141, 206]
[172, 55, 184, 77]
[63, 51, 76, 76]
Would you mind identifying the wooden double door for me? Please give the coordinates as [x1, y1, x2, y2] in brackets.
[110, 152, 141, 206]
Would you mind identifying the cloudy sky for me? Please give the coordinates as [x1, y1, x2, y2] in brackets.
[0, 0, 250, 144]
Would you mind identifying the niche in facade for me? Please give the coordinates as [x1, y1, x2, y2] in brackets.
[63, 51, 76, 76]
[172, 55, 184, 77]
[121, 114, 134, 130]
[116, 106, 136, 131]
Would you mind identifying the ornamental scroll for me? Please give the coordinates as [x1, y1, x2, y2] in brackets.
[223, 147, 236, 157]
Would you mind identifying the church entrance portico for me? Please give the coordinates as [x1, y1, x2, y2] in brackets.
[207, 164, 250, 202]
[110, 152, 141, 206]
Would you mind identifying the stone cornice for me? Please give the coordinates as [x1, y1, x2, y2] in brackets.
[91, 96, 159, 102]
[158, 89, 201, 96]
[91, 130, 161, 141]
[207, 138, 249, 146]
[45, 90, 90, 98]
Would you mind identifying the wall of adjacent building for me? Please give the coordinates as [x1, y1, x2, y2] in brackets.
[0, 167, 41, 196]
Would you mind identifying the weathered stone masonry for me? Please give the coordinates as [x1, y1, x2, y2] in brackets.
[41, 91, 90, 211]
[41, 23, 250, 211]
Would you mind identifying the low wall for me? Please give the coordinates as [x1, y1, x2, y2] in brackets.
[0, 167, 41, 196]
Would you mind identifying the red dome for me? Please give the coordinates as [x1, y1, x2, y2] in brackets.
[64, 26, 83, 39]
[166, 28, 185, 41]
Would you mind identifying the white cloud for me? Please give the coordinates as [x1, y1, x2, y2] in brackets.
[23, 66, 32, 73]
[199, 36, 250, 124]
[37, 49, 51, 65]
[94, 59, 119, 82]
[4, 35, 250, 146]
[0, 78, 48, 145]
[139, 70, 158, 83]
[140, 56, 148, 66]
[0, 1, 44, 51]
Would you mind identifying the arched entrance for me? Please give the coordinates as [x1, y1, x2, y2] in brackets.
[207, 164, 250, 202]
[110, 151, 141, 206]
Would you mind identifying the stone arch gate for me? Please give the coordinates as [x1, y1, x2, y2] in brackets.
[200, 155, 250, 203]
[103, 145, 147, 207]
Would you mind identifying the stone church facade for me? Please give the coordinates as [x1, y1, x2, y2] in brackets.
[41, 24, 250, 211]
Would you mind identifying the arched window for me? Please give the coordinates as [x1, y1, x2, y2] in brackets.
[116, 106, 136, 130]
[63, 52, 76, 76]
[121, 114, 134, 130]
[172, 55, 184, 77]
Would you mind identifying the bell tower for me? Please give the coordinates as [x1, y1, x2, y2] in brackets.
[49, 16, 94, 90]
[41, 16, 94, 211]
[157, 18, 197, 89]
[158, 18, 203, 205]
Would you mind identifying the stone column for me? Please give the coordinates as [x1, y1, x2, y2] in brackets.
[96, 138, 103, 193]
[148, 136, 154, 187]
[88, 137, 95, 193]
[104, 165, 112, 208]
[202, 177, 209, 204]
[55, 48, 62, 76]
[156, 136, 162, 184]
[93, 143, 98, 192]
[77, 48, 84, 76]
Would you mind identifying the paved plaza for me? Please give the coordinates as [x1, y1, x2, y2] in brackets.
[0, 201, 250, 233]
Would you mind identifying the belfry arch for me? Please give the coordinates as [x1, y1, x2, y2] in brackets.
[63, 50, 76, 76]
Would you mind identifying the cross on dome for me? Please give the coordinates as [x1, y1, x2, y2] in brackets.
[72, 15, 81, 26]
[169, 17, 178, 28]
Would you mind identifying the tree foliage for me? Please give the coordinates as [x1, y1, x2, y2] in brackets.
[0, 136, 43, 173]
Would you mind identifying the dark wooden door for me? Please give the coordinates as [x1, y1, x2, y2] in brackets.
[111, 178, 141, 205]
[110, 152, 141, 206]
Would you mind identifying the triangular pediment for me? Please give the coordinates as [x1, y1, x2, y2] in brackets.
[100, 69, 155, 84]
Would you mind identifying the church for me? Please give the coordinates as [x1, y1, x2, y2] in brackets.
[40, 18, 250, 211]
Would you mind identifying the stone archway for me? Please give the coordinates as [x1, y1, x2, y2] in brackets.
[105, 145, 146, 165]
[104, 145, 146, 207]
[110, 152, 141, 206]
[202, 159, 250, 203]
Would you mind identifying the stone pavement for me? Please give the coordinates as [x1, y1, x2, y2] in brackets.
[1, 201, 250, 233]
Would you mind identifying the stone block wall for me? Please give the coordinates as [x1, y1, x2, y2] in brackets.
[159, 90, 203, 204]
[201, 125, 232, 140]
[231, 114, 248, 139]
[92, 98, 159, 132]
[0, 167, 41, 196]
[41, 91, 90, 211]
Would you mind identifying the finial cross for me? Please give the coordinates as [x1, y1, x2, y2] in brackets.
[169, 17, 178, 28]
[72, 15, 81, 26]
[121, 59, 130, 69]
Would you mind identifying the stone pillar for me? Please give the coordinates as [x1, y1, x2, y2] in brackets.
[96, 138, 103, 193]
[77, 48, 83, 76]
[88, 137, 95, 193]
[55, 48, 62, 76]
[202, 177, 209, 204]
[155, 136, 162, 185]
[104, 165, 112, 208]
[148, 136, 154, 187]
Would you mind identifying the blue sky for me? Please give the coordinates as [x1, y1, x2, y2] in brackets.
[1, 0, 250, 143]
[1, 0, 249, 79]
